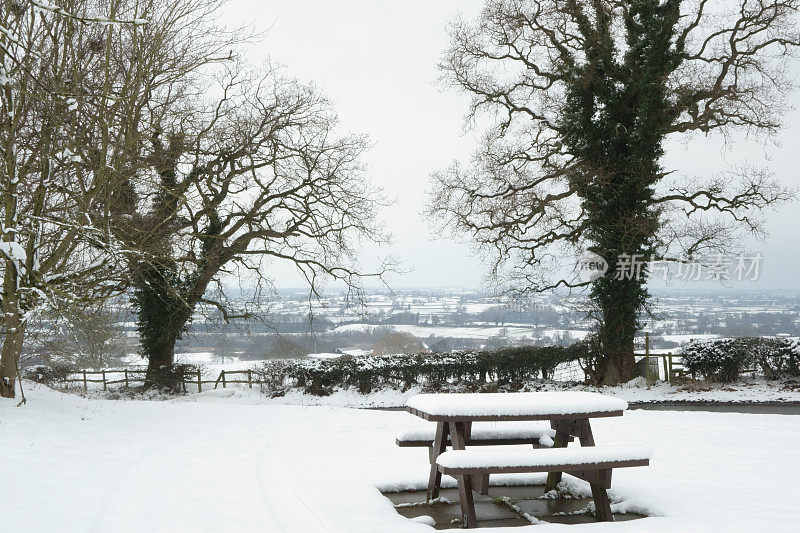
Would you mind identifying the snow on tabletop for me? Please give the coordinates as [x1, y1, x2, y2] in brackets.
[436, 445, 653, 470]
[396, 421, 556, 442]
[406, 391, 628, 417]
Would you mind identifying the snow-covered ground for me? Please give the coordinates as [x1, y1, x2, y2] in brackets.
[171, 376, 800, 409]
[3, 384, 800, 532]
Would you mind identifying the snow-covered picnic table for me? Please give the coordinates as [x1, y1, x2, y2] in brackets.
[402, 391, 639, 525]
[406, 391, 628, 421]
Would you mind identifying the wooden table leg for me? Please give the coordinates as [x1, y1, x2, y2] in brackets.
[544, 422, 571, 491]
[545, 418, 596, 491]
[449, 421, 467, 449]
[476, 474, 490, 495]
[455, 421, 485, 494]
[578, 419, 595, 446]
[457, 470, 478, 528]
[591, 481, 613, 522]
[579, 420, 612, 521]
[449, 421, 477, 527]
[427, 421, 449, 501]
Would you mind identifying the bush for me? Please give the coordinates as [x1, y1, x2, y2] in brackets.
[253, 343, 587, 396]
[750, 338, 800, 378]
[145, 363, 201, 392]
[22, 363, 74, 385]
[681, 337, 800, 382]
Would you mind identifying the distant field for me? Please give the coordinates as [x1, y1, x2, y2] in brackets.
[330, 323, 591, 341]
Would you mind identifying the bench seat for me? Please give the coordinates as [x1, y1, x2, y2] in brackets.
[436, 445, 652, 528]
[396, 422, 557, 448]
[436, 445, 652, 474]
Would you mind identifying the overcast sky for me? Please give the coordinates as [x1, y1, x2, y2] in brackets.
[221, 1, 800, 291]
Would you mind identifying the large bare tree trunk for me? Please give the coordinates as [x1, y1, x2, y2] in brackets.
[596, 318, 637, 386]
[0, 299, 24, 398]
[0, 37, 19, 399]
[593, 276, 640, 385]
[0, 131, 22, 398]
[144, 335, 180, 389]
[136, 271, 193, 391]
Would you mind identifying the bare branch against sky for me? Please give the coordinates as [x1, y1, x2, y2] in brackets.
[221, 0, 799, 290]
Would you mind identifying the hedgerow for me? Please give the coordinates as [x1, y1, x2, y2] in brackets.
[254, 344, 587, 396]
[681, 337, 800, 382]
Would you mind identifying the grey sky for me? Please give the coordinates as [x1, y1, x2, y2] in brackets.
[222, 1, 800, 291]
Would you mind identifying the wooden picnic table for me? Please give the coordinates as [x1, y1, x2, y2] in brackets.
[405, 391, 629, 501]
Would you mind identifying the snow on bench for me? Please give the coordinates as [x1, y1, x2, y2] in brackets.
[396, 422, 558, 448]
[436, 445, 653, 474]
[437, 445, 652, 527]
[406, 391, 628, 421]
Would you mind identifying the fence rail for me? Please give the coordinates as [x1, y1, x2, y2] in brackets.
[61, 368, 266, 392]
[636, 352, 693, 385]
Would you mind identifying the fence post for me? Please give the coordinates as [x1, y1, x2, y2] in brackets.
[82, 370, 87, 392]
[645, 333, 651, 388]
[197, 369, 202, 393]
[221, 370, 226, 388]
[102, 370, 107, 391]
[124, 369, 129, 388]
[248, 370, 252, 388]
[667, 354, 674, 385]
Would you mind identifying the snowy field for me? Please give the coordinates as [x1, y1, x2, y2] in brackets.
[3, 384, 800, 532]
[330, 323, 591, 341]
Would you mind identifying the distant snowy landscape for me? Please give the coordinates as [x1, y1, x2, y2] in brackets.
[3, 384, 800, 532]
[74, 288, 800, 368]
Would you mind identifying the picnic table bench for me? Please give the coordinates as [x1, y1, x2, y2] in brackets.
[400, 391, 651, 528]
[396, 421, 571, 460]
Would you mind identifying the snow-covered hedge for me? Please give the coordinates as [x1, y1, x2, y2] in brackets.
[254, 344, 587, 396]
[681, 337, 800, 382]
[23, 363, 72, 385]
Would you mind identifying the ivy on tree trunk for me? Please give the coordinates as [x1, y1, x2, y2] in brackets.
[429, 0, 798, 384]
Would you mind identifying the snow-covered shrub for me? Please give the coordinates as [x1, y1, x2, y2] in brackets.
[681, 339, 755, 382]
[254, 344, 587, 396]
[22, 363, 73, 385]
[147, 363, 202, 392]
[681, 338, 800, 382]
[750, 338, 800, 378]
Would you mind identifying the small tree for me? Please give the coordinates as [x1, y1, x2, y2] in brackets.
[36, 304, 129, 370]
[372, 331, 427, 356]
[429, 0, 797, 384]
[267, 336, 307, 359]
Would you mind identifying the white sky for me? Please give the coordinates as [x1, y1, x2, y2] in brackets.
[221, 1, 800, 291]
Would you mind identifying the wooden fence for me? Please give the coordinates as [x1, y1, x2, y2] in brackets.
[63, 355, 695, 392]
[636, 352, 693, 385]
[62, 368, 266, 392]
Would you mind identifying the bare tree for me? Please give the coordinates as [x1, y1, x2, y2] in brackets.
[372, 331, 427, 356]
[429, 0, 797, 384]
[0, 0, 150, 398]
[33, 303, 129, 370]
[110, 61, 390, 388]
